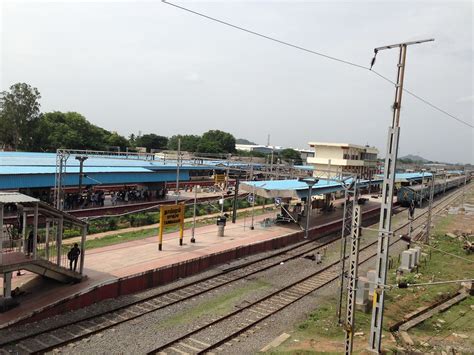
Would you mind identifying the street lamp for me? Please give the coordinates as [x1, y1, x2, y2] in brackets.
[298, 177, 319, 239]
[75, 156, 88, 195]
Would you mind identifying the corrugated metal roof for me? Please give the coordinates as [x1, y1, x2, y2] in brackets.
[0, 166, 158, 175]
[0, 192, 39, 203]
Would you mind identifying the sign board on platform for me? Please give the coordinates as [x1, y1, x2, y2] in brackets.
[247, 194, 254, 203]
[214, 174, 226, 184]
[158, 204, 185, 251]
[274, 197, 282, 206]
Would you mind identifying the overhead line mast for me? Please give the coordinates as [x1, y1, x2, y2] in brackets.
[368, 38, 434, 354]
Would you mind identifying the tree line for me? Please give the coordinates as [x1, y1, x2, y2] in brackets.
[0, 83, 303, 163]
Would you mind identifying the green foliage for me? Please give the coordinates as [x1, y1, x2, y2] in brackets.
[167, 134, 201, 152]
[279, 148, 303, 165]
[198, 130, 236, 153]
[34, 111, 117, 151]
[135, 133, 168, 152]
[106, 132, 129, 151]
[0, 83, 42, 150]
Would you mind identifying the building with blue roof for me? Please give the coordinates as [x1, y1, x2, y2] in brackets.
[0, 151, 216, 191]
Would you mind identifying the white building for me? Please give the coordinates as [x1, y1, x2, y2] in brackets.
[235, 144, 283, 155]
[307, 142, 379, 179]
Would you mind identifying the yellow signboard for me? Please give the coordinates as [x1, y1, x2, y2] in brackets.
[214, 174, 226, 184]
[159, 204, 185, 250]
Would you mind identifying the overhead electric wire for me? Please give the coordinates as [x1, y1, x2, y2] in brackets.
[162, 0, 474, 129]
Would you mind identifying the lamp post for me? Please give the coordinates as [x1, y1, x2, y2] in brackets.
[298, 177, 319, 239]
[75, 156, 88, 196]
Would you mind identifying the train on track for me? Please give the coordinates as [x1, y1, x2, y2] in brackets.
[397, 174, 470, 207]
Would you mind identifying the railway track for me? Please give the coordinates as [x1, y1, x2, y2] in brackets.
[0, 187, 464, 353]
[0, 234, 346, 353]
[148, 237, 404, 354]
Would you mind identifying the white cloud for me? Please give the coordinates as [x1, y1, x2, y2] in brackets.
[456, 95, 474, 103]
[184, 72, 201, 82]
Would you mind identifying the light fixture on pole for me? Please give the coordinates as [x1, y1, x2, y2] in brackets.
[75, 156, 88, 195]
[298, 177, 319, 239]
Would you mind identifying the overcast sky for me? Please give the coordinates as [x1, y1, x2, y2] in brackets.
[1, 0, 472, 163]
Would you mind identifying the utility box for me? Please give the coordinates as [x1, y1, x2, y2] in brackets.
[399, 250, 413, 272]
[356, 276, 370, 313]
[366, 269, 376, 297]
[217, 216, 227, 237]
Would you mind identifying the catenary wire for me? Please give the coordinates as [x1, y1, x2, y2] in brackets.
[162, 0, 474, 129]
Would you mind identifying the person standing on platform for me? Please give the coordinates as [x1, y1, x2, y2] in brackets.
[68, 243, 81, 272]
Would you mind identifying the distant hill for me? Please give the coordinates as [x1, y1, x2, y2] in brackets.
[236, 138, 257, 145]
[399, 154, 430, 163]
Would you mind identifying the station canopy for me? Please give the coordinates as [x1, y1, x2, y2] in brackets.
[240, 178, 381, 199]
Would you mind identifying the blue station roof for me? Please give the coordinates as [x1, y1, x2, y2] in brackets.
[376, 172, 433, 182]
[241, 178, 379, 199]
[0, 152, 218, 190]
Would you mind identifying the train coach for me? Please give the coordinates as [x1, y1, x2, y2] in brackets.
[397, 174, 470, 207]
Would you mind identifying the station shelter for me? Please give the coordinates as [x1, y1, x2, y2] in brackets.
[0, 192, 87, 311]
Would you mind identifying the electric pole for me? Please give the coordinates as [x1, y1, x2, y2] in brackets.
[425, 171, 435, 244]
[336, 178, 357, 323]
[344, 204, 361, 354]
[368, 38, 434, 354]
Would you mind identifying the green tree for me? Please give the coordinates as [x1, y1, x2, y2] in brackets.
[135, 133, 168, 152]
[167, 135, 201, 152]
[0, 83, 42, 150]
[279, 148, 303, 165]
[199, 130, 236, 153]
[34, 111, 112, 151]
[107, 132, 130, 151]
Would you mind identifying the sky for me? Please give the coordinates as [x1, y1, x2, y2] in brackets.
[1, 0, 472, 163]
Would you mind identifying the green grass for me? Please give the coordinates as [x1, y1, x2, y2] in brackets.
[156, 279, 270, 328]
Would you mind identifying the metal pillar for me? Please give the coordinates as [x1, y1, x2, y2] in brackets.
[232, 175, 240, 223]
[344, 205, 361, 354]
[425, 172, 435, 244]
[368, 38, 433, 354]
[175, 138, 181, 204]
[250, 165, 255, 230]
[22, 211, 27, 254]
[337, 181, 357, 323]
[75, 155, 88, 196]
[79, 225, 87, 274]
[191, 187, 197, 243]
[54, 150, 69, 211]
[3, 272, 12, 298]
[45, 220, 50, 260]
[304, 184, 314, 239]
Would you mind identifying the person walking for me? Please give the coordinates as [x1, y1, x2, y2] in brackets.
[67, 243, 81, 272]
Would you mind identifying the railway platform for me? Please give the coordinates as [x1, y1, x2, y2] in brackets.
[0, 198, 381, 328]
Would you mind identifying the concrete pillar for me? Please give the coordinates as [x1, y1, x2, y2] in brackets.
[33, 203, 38, 259]
[56, 217, 63, 266]
[79, 225, 87, 274]
[217, 225, 225, 237]
[413, 246, 421, 265]
[3, 272, 12, 298]
[367, 269, 377, 297]
[407, 249, 417, 268]
[399, 250, 413, 272]
[356, 277, 370, 313]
